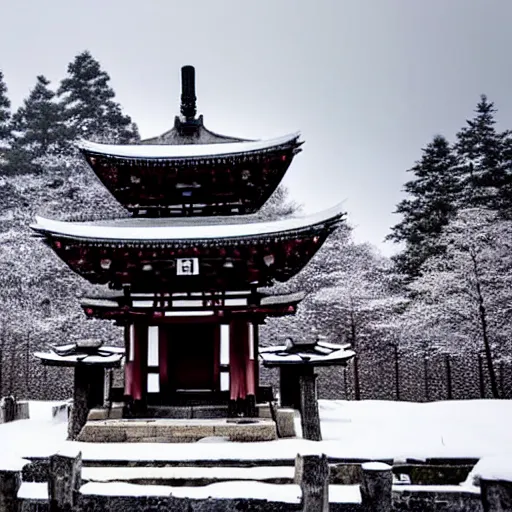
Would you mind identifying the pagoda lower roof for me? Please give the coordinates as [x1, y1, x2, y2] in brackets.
[78, 133, 300, 161]
[32, 204, 344, 242]
[31, 205, 344, 291]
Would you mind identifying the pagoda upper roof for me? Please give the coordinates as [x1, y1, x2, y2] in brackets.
[79, 132, 300, 161]
[31, 203, 344, 242]
[77, 66, 304, 217]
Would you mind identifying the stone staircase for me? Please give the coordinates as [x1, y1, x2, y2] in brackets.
[18, 449, 364, 511]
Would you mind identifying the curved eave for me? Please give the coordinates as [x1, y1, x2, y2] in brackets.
[79, 291, 306, 320]
[78, 132, 302, 162]
[30, 203, 345, 245]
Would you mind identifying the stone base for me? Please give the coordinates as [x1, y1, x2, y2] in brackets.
[275, 408, 296, 438]
[257, 405, 296, 438]
[87, 403, 124, 422]
[77, 418, 277, 443]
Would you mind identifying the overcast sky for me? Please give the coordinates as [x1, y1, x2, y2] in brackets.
[1, 0, 511, 254]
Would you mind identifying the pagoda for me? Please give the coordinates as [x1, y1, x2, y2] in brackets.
[31, 66, 345, 423]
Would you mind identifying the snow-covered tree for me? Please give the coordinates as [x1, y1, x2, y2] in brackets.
[310, 241, 404, 398]
[387, 134, 460, 279]
[256, 185, 301, 220]
[455, 95, 509, 212]
[0, 70, 11, 158]
[58, 51, 139, 144]
[405, 207, 512, 398]
[7, 76, 66, 174]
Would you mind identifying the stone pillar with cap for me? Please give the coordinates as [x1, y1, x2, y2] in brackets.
[360, 462, 393, 512]
[68, 340, 106, 440]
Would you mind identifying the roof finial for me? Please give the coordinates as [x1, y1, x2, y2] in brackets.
[180, 65, 197, 120]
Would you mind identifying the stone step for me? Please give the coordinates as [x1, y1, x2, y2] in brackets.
[78, 418, 277, 443]
[82, 465, 295, 486]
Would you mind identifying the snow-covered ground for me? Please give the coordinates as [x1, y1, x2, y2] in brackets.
[2, 399, 512, 469]
[0, 401, 67, 469]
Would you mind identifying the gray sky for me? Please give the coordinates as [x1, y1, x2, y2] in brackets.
[1, 0, 512, 255]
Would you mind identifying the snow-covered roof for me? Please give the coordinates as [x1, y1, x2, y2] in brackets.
[78, 132, 300, 160]
[34, 344, 124, 367]
[31, 203, 344, 242]
[260, 340, 355, 367]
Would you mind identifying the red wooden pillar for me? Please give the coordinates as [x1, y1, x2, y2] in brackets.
[131, 324, 147, 402]
[246, 322, 256, 397]
[229, 319, 257, 415]
[124, 324, 133, 397]
[252, 322, 259, 396]
[229, 320, 247, 401]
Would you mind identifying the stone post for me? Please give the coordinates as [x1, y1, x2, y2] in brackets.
[2, 396, 16, 423]
[480, 478, 512, 511]
[48, 449, 82, 512]
[0, 469, 22, 512]
[299, 370, 322, 441]
[68, 366, 90, 440]
[295, 453, 329, 512]
[360, 462, 393, 512]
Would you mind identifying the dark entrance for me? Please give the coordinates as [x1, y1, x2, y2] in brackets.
[165, 323, 217, 392]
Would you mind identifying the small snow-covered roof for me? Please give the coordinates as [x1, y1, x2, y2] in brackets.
[31, 203, 345, 242]
[79, 133, 300, 160]
[260, 340, 355, 367]
[34, 344, 125, 367]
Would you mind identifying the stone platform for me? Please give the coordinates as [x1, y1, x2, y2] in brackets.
[77, 418, 278, 443]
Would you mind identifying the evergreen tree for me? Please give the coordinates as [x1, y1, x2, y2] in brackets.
[387, 135, 460, 278]
[6, 75, 66, 174]
[0, 70, 11, 159]
[455, 95, 508, 211]
[58, 51, 139, 144]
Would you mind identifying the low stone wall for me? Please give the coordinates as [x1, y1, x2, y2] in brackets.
[79, 494, 301, 511]
[0, 397, 30, 424]
[393, 486, 482, 511]
[16, 401, 30, 421]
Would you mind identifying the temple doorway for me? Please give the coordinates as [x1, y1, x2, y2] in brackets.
[164, 323, 217, 393]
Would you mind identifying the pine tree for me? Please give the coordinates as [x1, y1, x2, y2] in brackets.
[58, 51, 139, 144]
[455, 95, 508, 211]
[387, 135, 460, 278]
[7, 75, 66, 174]
[0, 70, 11, 159]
